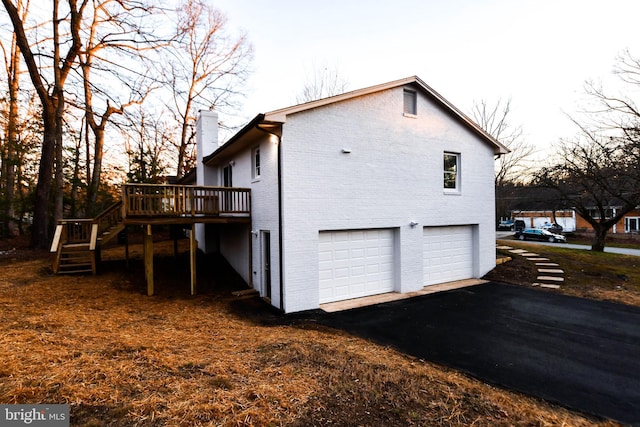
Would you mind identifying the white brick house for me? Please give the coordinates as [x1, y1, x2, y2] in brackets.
[195, 76, 508, 313]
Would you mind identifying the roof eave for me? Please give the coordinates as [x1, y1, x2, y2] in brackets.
[202, 113, 266, 165]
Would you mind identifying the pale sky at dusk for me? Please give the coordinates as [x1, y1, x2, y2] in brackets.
[213, 0, 640, 156]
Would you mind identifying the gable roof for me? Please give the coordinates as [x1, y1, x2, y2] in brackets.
[265, 76, 509, 155]
[204, 76, 509, 165]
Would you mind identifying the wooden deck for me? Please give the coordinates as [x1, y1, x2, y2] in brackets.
[122, 184, 252, 296]
[52, 183, 252, 296]
[122, 184, 251, 224]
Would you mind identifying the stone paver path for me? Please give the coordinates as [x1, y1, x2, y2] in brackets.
[498, 245, 565, 288]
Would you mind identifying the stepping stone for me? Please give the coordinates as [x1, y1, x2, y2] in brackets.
[527, 258, 550, 261]
[536, 262, 559, 267]
[496, 245, 513, 250]
[540, 284, 561, 289]
[537, 276, 564, 282]
[537, 268, 564, 274]
[509, 249, 528, 254]
[521, 253, 540, 257]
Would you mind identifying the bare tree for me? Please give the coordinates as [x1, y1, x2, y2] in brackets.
[471, 98, 533, 187]
[537, 51, 640, 251]
[76, 0, 159, 214]
[166, 0, 253, 177]
[296, 61, 349, 104]
[536, 131, 640, 251]
[471, 98, 532, 224]
[123, 106, 173, 183]
[2, 0, 87, 248]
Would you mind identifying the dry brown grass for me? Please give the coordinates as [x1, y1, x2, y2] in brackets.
[0, 237, 622, 426]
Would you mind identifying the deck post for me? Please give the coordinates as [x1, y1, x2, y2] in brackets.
[144, 224, 154, 296]
[125, 232, 130, 269]
[190, 224, 197, 295]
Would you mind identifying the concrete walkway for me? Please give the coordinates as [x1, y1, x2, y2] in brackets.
[320, 279, 487, 312]
[557, 242, 640, 256]
[496, 232, 640, 257]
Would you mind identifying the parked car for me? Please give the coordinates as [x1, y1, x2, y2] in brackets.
[497, 220, 514, 231]
[515, 228, 567, 243]
[541, 222, 563, 234]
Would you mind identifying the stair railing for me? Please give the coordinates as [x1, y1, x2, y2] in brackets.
[50, 219, 94, 273]
[50, 201, 124, 274]
[93, 201, 124, 244]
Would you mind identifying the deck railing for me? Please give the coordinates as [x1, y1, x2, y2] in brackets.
[54, 219, 95, 245]
[123, 184, 251, 218]
[95, 201, 124, 234]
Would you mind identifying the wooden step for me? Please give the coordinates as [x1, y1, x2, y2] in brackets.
[57, 248, 95, 274]
[57, 268, 94, 274]
[62, 243, 91, 251]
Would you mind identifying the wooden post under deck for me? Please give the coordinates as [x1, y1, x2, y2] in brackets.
[144, 224, 154, 296]
[125, 232, 130, 269]
[190, 224, 197, 295]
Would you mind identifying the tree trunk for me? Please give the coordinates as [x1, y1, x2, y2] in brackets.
[5, 27, 21, 237]
[87, 127, 105, 215]
[590, 226, 608, 252]
[69, 133, 81, 217]
[53, 120, 64, 223]
[31, 111, 57, 249]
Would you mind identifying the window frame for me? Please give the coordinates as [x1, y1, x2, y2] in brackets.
[443, 152, 460, 193]
[252, 146, 261, 180]
[222, 164, 232, 187]
[625, 217, 640, 233]
[403, 89, 417, 116]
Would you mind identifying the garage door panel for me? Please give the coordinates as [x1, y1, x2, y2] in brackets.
[424, 226, 474, 286]
[319, 229, 395, 304]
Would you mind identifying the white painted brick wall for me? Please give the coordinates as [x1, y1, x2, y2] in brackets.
[199, 85, 497, 314]
[280, 86, 496, 313]
[203, 131, 282, 307]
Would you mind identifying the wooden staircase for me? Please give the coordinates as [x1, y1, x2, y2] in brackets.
[51, 202, 125, 274]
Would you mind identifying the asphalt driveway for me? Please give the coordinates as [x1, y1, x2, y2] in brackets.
[308, 283, 640, 425]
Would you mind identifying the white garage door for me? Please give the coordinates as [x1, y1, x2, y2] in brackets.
[319, 229, 395, 304]
[423, 225, 474, 285]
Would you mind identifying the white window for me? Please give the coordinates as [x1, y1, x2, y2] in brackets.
[443, 152, 460, 192]
[252, 147, 261, 180]
[403, 89, 417, 116]
[625, 217, 640, 233]
[588, 208, 613, 219]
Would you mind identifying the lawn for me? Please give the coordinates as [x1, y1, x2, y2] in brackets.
[490, 239, 640, 307]
[0, 236, 627, 426]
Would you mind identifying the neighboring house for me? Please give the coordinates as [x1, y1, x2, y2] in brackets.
[512, 207, 640, 234]
[511, 210, 577, 232]
[575, 207, 640, 234]
[194, 76, 508, 313]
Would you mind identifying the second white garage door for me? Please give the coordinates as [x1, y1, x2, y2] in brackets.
[319, 229, 395, 304]
[423, 225, 474, 286]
